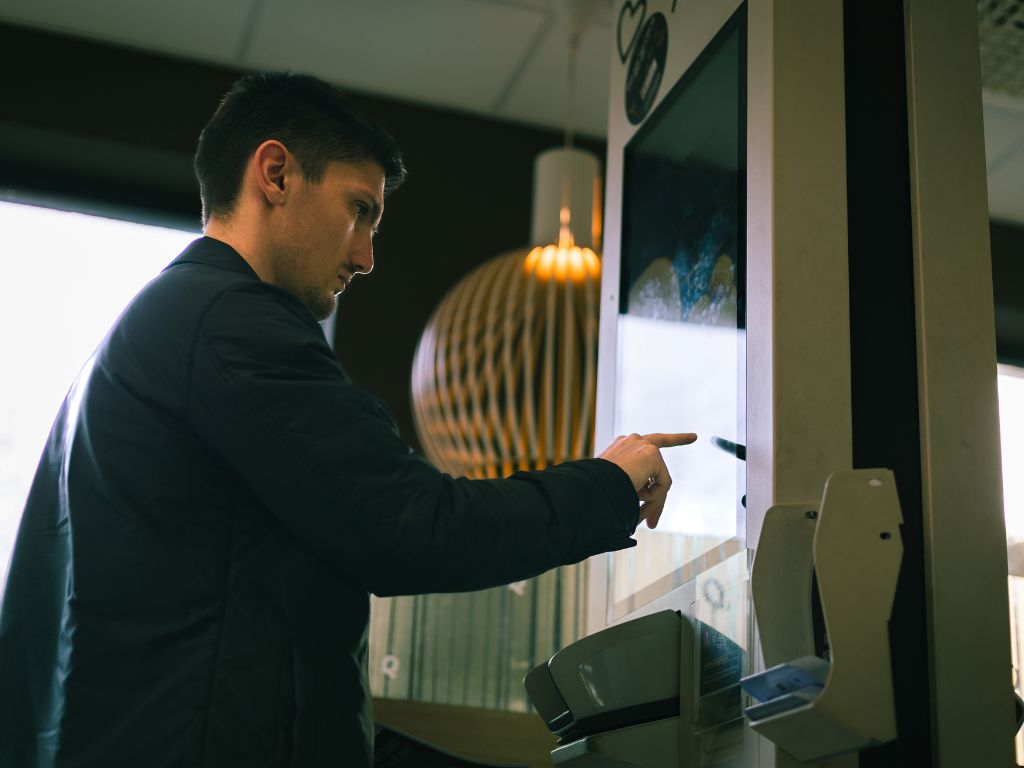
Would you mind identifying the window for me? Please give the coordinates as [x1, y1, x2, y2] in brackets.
[1000, 364, 1024, 762]
[1001, 366, 1024, 543]
[0, 200, 196, 587]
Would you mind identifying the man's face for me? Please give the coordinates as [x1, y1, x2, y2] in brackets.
[272, 157, 385, 320]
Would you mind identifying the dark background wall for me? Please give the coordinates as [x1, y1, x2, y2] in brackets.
[0, 23, 604, 454]
[992, 220, 1024, 366]
[0, 22, 1021, 452]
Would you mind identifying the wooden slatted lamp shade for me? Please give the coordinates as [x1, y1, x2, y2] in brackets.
[411, 148, 603, 478]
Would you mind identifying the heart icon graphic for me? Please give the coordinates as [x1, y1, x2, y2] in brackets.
[617, 0, 647, 63]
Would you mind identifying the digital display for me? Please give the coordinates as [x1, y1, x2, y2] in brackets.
[610, 7, 746, 618]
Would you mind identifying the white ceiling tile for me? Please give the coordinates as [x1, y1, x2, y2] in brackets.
[472, 0, 548, 9]
[1, 0, 1017, 215]
[983, 99, 1024, 170]
[0, 0, 256, 64]
[988, 149, 1024, 225]
[497, 21, 612, 138]
[470, 0, 613, 26]
[244, 0, 548, 117]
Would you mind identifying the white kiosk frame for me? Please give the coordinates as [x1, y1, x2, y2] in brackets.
[589, 1, 1011, 766]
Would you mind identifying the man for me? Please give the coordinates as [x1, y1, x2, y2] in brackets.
[0, 73, 695, 767]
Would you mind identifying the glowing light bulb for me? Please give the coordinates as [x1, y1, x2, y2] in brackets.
[523, 208, 601, 283]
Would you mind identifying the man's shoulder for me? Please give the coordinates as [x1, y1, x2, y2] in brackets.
[154, 257, 259, 305]
[133, 237, 295, 325]
[102, 241, 269, 363]
[110, 238, 327, 368]
[157, 238, 260, 296]
[125, 257, 256, 333]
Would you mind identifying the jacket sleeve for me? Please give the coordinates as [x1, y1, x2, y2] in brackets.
[187, 282, 639, 596]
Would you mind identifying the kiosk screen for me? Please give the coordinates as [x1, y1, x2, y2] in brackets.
[610, 9, 746, 619]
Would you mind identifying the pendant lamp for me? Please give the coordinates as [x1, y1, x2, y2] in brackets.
[410, 51, 603, 478]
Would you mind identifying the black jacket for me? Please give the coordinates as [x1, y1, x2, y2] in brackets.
[0, 237, 639, 767]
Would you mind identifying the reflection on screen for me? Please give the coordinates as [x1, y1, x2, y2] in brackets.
[610, 9, 746, 619]
[617, 318, 738, 537]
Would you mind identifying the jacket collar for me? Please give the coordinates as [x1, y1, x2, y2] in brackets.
[166, 236, 260, 280]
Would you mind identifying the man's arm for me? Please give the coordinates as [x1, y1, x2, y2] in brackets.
[188, 283, 643, 596]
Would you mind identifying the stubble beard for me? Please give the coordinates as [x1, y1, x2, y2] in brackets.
[295, 284, 337, 321]
[274, 246, 338, 321]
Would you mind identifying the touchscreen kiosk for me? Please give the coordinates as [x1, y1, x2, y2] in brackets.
[607, 9, 746, 623]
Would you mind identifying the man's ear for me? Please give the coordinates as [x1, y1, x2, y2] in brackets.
[252, 140, 290, 206]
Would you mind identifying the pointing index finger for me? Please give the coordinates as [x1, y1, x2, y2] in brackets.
[642, 432, 698, 448]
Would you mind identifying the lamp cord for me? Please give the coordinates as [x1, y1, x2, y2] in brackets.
[559, 34, 580, 250]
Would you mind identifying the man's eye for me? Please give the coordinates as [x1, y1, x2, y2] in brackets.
[355, 202, 368, 217]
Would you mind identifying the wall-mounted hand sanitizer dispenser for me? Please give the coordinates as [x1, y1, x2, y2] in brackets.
[741, 468, 904, 761]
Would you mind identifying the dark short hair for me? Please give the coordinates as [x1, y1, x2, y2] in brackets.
[194, 72, 406, 226]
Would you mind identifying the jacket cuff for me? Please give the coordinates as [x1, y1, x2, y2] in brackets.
[580, 457, 641, 535]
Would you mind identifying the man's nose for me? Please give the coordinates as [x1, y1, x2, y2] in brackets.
[351, 238, 374, 275]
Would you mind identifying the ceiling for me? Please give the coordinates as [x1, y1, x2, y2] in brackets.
[0, 0, 1021, 224]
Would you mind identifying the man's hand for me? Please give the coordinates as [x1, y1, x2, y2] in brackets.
[597, 432, 698, 529]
